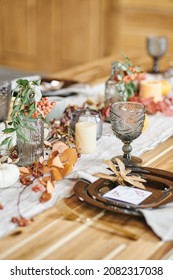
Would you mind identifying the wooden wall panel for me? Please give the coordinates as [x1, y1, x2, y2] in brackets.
[117, 0, 173, 62]
[0, 0, 173, 73]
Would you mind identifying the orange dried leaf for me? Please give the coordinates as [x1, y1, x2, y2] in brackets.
[51, 167, 63, 181]
[60, 148, 77, 165]
[46, 180, 54, 194]
[19, 167, 30, 174]
[43, 165, 51, 174]
[39, 191, 52, 203]
[42, 176, 51, 183]
[52, 155, 64, 168]
[59, 162, 73, 177]
[47, 151, 58, 167]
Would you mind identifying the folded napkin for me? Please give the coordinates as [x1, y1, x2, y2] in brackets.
[140, 204, 173, 241]
[69, 167, 173, 241]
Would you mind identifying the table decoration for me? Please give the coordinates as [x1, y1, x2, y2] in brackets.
[70, 108, 103, 140]
[130, 95, 173, 116]
[0, 81, 11, 122]
[0, 163, 19, 188]
[104, 55, 145, 121]
[140, 80, 162, 102]
[75, 122, 96, 154]
[1, 79, 56, 165]
[1, 81, 173, 240]
[94, 158, 146, 189]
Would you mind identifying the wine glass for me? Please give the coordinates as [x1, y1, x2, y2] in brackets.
[110, 102, 145, 167]
[147, 35, 168, 73]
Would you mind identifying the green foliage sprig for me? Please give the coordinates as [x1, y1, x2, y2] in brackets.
[1, 79, 42, 148]
[112, 55, 145, 100]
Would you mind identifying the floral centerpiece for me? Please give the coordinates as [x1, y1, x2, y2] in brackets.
[1, 79, 56, 165]
[104, 55, 145, 120]
[0, 79, 79, 227]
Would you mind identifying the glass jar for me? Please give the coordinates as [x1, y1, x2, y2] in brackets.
[104, 64, 128, 121]
[70, 109, 103, 140]
[17, 118, 44, 166]
[0, 81, 11, 122]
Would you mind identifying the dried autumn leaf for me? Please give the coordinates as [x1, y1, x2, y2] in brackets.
[39, 191, 52, 203]
[52, 155, 64, 168]
[51, 167, 63, 181]
[94, 173, 118, 182]
[115, 158, 131, 176]
[60, 148, 77, 165]
[59, 162, 73, 177]
[95, 158, 146, 189]
[42, 165, 51, 174]
[39, 156, 44, 164]
[46, 180, 54, 194]
[52, 141, 68, 154]
[42, 176, 51, 183]
[47, 151, 58, 167]
[123, 176, 146, 189]
[19, 167, 30, 174]
[104, 160, 119, 176]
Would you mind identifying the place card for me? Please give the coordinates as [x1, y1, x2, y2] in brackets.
[103, 185, 152, 205]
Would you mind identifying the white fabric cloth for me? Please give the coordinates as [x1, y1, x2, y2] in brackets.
[0, 83, 173, 241]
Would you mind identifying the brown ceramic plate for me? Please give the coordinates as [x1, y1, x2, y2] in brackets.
[87, 173, 173, 210]
[74, 179, 142, 217]
[74, 167, 173, 216]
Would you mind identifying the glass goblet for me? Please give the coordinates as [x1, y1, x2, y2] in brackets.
[110, 102, 145, 167]
[147, 35, 168, 73]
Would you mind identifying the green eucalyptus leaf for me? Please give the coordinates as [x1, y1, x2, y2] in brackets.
[7, 137, 14, 149]
[3, 128, 16, 134]
[16, 79, 29, 87]
[0, 137, 11, 146]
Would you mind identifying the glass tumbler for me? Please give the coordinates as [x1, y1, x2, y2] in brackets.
[70, 109, 103, 140]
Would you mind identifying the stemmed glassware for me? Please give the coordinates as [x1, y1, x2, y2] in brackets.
[110, 102, 145, 167]
[147, 35, 168, 73]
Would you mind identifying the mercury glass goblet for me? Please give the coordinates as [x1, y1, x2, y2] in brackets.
[147, 35, 168, 73]
[110, 102, 145, 167]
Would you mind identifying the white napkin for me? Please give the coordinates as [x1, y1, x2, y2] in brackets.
[140, 203, 173, 241]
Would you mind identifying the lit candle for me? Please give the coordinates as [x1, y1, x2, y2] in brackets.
[140, 80, 162, 102]
[75, 122, 96, 154]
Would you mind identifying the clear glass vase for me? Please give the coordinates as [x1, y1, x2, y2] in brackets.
[17, 118, 44, 166]
[105, 66, 128, 122]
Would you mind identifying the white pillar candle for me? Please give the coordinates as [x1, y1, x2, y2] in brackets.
[75, 122, 96, 154]
[140, 80, 162, 102]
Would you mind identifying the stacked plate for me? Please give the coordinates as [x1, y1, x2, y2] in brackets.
[74, 167, 173, 217]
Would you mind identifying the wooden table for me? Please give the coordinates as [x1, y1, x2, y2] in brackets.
[0, 54, 173, 260]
